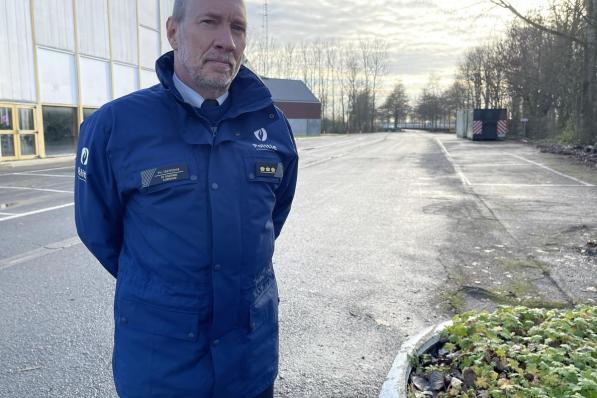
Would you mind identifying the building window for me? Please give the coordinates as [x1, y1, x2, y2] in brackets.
[0, 107, 13, 130]
[18, 108, 34, 131]
[42, 106, 78, 156]
[1, 134, 16, 157]
[19, 134, 36, 156]
[83, 108, 97, 120]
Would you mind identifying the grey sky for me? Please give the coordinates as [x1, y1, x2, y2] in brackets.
[244, 0, 548, 97]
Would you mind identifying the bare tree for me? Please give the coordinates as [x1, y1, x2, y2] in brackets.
[381, 82, 410, 130]
[491, 0, 596, 143]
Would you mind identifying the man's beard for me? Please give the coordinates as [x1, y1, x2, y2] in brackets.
[179, 45, 238, 92]
[191, 71, 233, 91]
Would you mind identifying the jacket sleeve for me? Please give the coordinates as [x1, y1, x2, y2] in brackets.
[272, 117, 299, 238]
[74, 108, 123, 278]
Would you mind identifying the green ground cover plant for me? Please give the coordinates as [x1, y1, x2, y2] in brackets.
[409, 305, 596, 398]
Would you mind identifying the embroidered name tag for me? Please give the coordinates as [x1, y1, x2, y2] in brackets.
[141, 164, 189, 188]
[256, 161, 283, 178]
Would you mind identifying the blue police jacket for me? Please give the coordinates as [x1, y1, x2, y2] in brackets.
[74, 51, 298, 398]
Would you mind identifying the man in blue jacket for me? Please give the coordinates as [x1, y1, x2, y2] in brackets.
[74, 0, 298, 396]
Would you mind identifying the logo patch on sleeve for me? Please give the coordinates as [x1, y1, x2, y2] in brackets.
[256, 161, 279, 177]
[141, 164, 189, 188]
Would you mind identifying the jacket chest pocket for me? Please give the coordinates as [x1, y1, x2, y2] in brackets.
[243, 155, 283, 187]
[130, 161, 201, 208]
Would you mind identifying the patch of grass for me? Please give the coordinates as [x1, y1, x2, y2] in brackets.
[502, 258, 548, 272]
[446, 285, 569, 314]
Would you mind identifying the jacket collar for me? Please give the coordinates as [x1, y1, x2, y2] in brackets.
[156, 52, 279, 146]
[156, 51, 273, 119]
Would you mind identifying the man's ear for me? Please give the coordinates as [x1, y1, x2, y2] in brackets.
[166, 17, 178, 50]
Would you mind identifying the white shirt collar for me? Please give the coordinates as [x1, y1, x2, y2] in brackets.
[172, 72, 229, 108]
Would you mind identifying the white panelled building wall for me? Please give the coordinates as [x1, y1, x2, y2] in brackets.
[0, 0, 175, 160]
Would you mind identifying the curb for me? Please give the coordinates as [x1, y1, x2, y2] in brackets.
[0, 155, 75, 169]
[378, 320, 452, 398]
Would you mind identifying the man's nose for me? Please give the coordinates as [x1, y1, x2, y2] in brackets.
[214, 26, 236, 51]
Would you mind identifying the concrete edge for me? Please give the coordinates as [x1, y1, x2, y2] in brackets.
[378, 320, 453, 398]
[0, 155, 75, 168]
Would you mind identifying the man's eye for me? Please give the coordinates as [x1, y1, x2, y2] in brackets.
[232, 25, 246, 32]
[201, 19, 215, 25]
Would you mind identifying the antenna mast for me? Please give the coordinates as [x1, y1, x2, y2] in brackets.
[262, 0, 269, 76]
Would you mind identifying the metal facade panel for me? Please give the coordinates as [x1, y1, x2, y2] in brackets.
[0, 0, 36, 102]
[77, 0, 109, 59]
[139, 0, 159, 29]
[274, 101, 321, 119]
[33, 0, 75, 51]
[306, 119, 321, 136]
[160, 0, 175, 53]
[113, 63, 138, 99]
[110, 0, 138, 64]
[140, 69, 158, 88]
[287, 119, 307, 136]
[37, 47, 77, 105]
[79, 57, 111, 107]
[139, 26, 160, 69]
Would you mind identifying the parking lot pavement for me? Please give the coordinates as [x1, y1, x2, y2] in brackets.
[0, 161, 77, 260]
[429, 135, 597, 310]
[0, 133, 595, 398]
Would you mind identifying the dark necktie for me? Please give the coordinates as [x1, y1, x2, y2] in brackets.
[200, 99, 219, 110]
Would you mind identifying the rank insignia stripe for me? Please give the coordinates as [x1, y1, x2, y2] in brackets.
[255, 161, 279, 177]
[140, 164, 190, 188]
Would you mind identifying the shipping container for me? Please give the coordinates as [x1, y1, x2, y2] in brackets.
[456, 109, 508, 141]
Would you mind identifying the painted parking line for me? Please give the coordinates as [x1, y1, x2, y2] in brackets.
[0, 185, 73, 194]
[0, 211, 16, 216]
[507, 153, 594, 187]
[0, 167, 74, 177]
[13, 172, 73, 178]
[0, 236, 81, 271]
[472, 183, 590, 187]
[0, 202, 74, 222]
[461, 163, 527, 167]
[435, 138, 472, 186]
[26, 166, 74, 173]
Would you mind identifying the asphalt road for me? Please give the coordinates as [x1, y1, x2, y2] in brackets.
[0, 131, 595, 398]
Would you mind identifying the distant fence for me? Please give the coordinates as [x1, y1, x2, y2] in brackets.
[383, 122, 456, 131]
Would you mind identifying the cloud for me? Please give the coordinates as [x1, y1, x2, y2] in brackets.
[245, 0, 548, 97]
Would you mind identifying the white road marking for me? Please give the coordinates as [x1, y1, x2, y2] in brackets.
[0, 166, 73, 177]
[14, 172, 73, 178]
[0, 211, 16, 215]
[0, 202, 74, 222]
[434, 138, 471, 186]
[472, 183, 590, 187]
[508, 153, 594, 187]
[25, 166, 74, 173]
[298, 136, 370, 153]
[0, 185, 73, 194]
[0, 236, 81, 271]
[461, 163, 527, 167]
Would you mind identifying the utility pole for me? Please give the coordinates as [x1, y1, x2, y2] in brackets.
[262, 0, 269, 76]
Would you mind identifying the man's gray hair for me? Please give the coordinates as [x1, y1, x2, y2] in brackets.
[172, 0, 186, 22]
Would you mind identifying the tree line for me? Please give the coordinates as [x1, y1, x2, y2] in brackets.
[246, 0, 596, 144]
[410, 0, 596, 144]
[245, 38, 390, 133]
